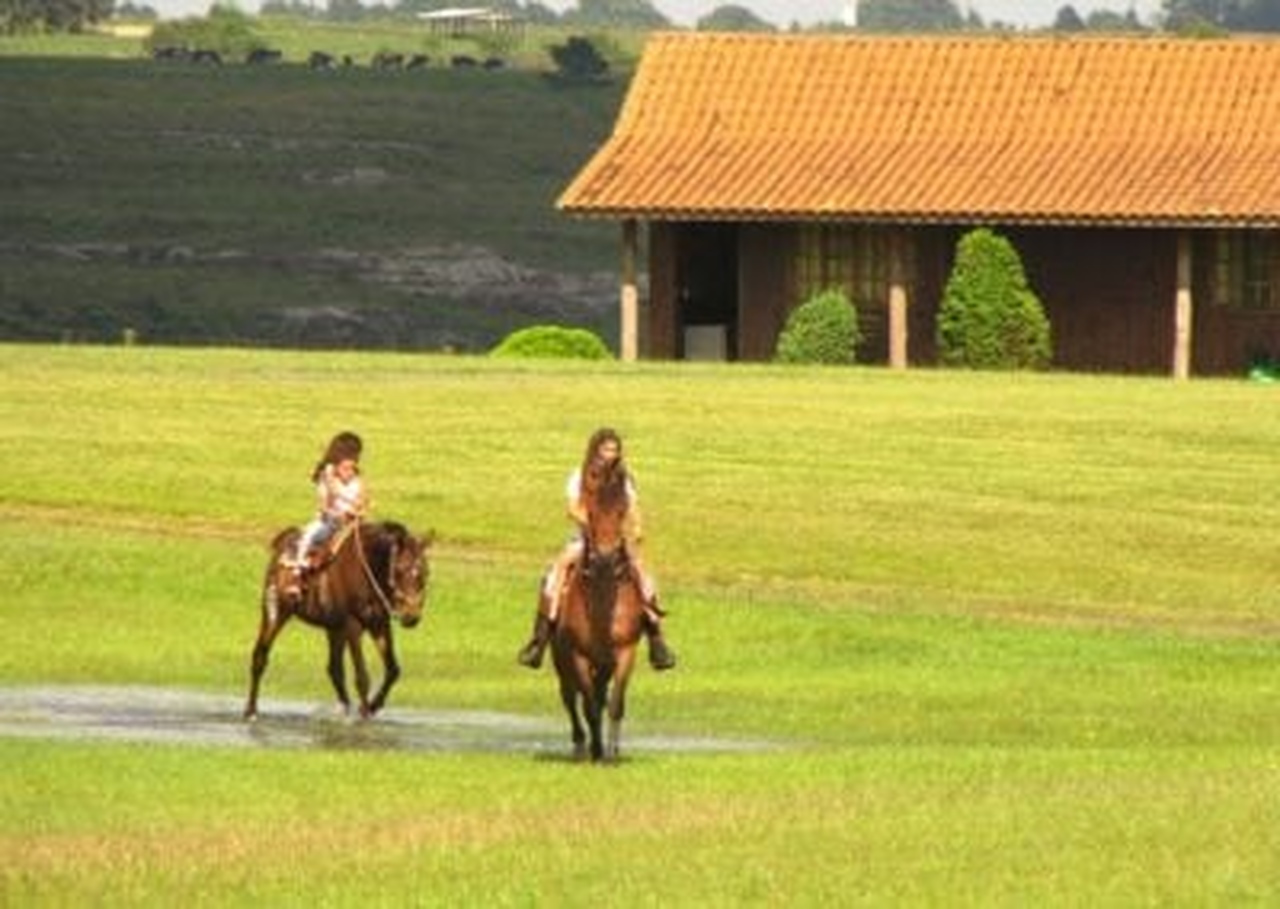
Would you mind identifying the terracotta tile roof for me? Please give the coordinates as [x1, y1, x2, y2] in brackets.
[558, 33, 1280, 226]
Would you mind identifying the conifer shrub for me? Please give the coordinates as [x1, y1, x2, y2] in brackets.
[937, 228, 1052, 370]
[490, 325, 612, 360]
[774, 289, 861, 365]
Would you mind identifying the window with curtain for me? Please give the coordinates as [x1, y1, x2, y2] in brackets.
[1214, 231, 1280, 310]
[794, 224, 893, 307]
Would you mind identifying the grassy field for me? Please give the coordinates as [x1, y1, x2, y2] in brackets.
[2, 344, 1279, 904]
[0, 45, 627, 350]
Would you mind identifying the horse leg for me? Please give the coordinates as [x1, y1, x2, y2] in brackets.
[557, 661, 588, 760]
[325, 625, 352, 715]
[345, 619, 374, 719]
[367, 627, 399, 716]
[587, 663, 612, 762]
[244, 582, 291, 721]
[605, 646, 638, 761]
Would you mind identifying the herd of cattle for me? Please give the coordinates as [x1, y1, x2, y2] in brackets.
[150, 46, 509, 71]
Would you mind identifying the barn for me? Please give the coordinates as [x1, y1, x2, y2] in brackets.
[557, 33, 1280, 376]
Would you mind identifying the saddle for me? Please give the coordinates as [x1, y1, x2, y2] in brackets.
[282, 522, 359, 597]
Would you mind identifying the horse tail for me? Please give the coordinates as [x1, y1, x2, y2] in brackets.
[268, 527, 298, 552]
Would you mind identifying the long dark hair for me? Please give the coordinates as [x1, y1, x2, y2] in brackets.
[581, 427, 623, 475]
[580, 427, 629, 512]
[312, 431, 363, 482]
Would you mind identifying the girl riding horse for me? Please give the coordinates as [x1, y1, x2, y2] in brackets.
[284, 430, 369, 597]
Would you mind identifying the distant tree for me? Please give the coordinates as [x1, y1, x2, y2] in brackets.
[858, 0, 965, 31]
[260, 0, 317, 15]
[2, 0, 113, 32]
[1161, 0, 1238, 29]
[1086, 8, 1147, 29]
[523, 2, 560, 25]
[324, 0, 363, 21]
[564, 0, 668, 29]
[696, 4, 774, 31]
[1053, 4, 1086, 29]
[1233, 0, 1280, 29]
[147, 4, 263, 56]
[113, 0, 155, 16]
[549, 34, 610, 81]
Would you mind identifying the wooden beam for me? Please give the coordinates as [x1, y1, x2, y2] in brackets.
[620, 219, 639, 362]
[888, 228, 909, 369]
[1173, 232, 1192, 380]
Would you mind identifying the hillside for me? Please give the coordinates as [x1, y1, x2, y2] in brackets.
[0, 55, 629, 351]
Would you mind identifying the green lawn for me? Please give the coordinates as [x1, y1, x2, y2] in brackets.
[2, 345, 1279, 904]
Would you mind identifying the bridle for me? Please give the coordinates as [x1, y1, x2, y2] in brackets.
[354, 522, 415, 618]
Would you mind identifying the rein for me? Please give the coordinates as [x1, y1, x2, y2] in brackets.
[353, 521, 398, 616]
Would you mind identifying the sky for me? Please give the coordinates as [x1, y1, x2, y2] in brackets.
[148, 0, 1163, 30]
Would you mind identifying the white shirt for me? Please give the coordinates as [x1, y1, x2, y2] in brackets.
[316, 467, 365, 520]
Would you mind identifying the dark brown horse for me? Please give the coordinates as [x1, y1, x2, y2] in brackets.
[551, 458, 646, 761]
[244, 520, 432, 721]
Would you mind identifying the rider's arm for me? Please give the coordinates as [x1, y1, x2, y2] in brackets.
[565, 470, 588, 530]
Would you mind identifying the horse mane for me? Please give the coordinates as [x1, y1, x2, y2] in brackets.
[363, 521, 408, 581]
[374, 520, 410, 545]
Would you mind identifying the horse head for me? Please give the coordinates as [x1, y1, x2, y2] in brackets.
[581, 458, 630, 558]
[371, 522, 432, 628]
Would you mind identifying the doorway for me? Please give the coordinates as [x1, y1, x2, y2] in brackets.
[676, 223, 739, 360]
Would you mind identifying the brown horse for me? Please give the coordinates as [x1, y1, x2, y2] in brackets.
[243, 520, 432, 721]
[551, 458, 646, 761]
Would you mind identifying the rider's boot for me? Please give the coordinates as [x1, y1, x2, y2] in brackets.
[517, 612, 554, 669]
[643, 605, 677, 671]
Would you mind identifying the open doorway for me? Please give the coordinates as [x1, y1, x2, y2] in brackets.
[676, 223, 739, 360]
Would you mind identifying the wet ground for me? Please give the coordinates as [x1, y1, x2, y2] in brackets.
[0, 686, 773, 756]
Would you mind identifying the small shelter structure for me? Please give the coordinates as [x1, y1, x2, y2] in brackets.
[558, 33, 1280, 376]
[417, 6, 522, 37]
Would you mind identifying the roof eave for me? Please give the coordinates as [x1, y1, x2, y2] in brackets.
[558, 206, 1280, 230]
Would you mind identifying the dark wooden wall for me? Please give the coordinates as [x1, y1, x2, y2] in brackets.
[647, 220, 1280, 376]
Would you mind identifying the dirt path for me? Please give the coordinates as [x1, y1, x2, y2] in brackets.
[0, 685, 772, 756]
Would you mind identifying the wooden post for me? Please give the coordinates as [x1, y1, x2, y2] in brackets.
[1173, 232, 1192, 380]
[620, 219, 639, 362]
[888, 228, 908, 369]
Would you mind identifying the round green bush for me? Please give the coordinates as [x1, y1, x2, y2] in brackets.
[774, 289, 861, 365]
[490, 325, 613, 360]
[937, 228, 1052, 370]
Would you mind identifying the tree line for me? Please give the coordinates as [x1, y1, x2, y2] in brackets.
[5, 0, 1280, 50]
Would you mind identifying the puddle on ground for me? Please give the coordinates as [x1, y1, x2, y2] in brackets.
[0, 686, 776, 756]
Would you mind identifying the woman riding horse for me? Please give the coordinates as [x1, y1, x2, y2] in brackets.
[547, 430, 660, 760]
[518, 427, 675, 671]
